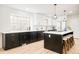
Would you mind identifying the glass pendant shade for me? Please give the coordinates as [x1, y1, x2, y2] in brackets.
[54, 4, 57, 19]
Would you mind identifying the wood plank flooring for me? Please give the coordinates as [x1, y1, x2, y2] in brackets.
[0, 39, 79, 54]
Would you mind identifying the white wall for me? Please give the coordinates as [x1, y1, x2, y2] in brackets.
[67, 14, 79, 38]
[0, 5, 34, 32]
[0, 5, 53, 32]
[0, 5, 10, 32]
[30, 13, 53, 30]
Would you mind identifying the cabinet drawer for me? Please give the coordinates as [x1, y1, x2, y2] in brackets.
[3, 33, 20, 50]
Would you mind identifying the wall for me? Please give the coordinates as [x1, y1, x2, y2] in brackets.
[0, 5, 53, 32]
[0, 5, 34, 32]
[0, 5, 10, 32]
[33, 13, 50, 30]
[67, 14, 79, 38]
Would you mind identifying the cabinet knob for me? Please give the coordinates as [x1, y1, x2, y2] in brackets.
[48, 34, 51, 38]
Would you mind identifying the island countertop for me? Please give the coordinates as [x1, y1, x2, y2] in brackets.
[43, 30, 73, 35]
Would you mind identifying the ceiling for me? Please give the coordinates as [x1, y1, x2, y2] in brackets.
[3, 4, 79, 16]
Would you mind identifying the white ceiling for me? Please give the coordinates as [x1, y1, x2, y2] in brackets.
[3, 4, 79, 16]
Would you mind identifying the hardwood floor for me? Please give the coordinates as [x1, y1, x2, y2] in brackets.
[0, 39, 79, 54]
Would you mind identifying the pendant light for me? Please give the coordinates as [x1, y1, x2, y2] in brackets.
[54, 4, 57, 19]
[64, 10, 66, 21]
[63, 10, 67, 31]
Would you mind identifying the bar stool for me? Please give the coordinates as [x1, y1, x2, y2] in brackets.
[69, 38, 71, 50]
[71, 36, 75, 46]
[63, 40, 67, 54]
[69, 37, 72, 48]
[72, 36, 75, 45]
[71, 36, 74, 48]
[66, 38, 70, 51]
[69, 38, 72, 49]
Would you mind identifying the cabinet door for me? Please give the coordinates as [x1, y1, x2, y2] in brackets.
[44, 34, 63, 54]
[37, 31, 44, 41]
[30, 32, 38, 43]
[19, 33, 26, 45]
[4, 33, 20, 50]
[19, 32, 31, 45]
[44, 34, 52, 49]
[24, 32, 31, 44]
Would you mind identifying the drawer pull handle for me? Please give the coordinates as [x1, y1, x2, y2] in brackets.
[48, 35, 51, 38]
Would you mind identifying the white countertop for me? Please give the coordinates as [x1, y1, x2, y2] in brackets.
[43, 30, 73, 35]
[1, 30, 45, 34]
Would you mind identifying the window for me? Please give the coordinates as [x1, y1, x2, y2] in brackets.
[10, 14, 30, 31]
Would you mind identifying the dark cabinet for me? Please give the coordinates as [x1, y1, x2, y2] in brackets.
[19, 32, 31, 45]
[44, 32, 73, 54]
[44, 34, 63, 54]
[2, 31, 44, 50]
[25, 32, 31, 44]
[30, 32, 38, 43]
[2, 33, 20, 50]
[19, 33, 26, 45]
[18, 31, 44, 45]
[37, 31, 44, 41]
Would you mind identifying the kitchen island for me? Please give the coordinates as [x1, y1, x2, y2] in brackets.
[43, 31, 75, 54]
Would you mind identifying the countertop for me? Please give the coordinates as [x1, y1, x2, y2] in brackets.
[0, 30, 46, 34]
[43, 30, 73, 35]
